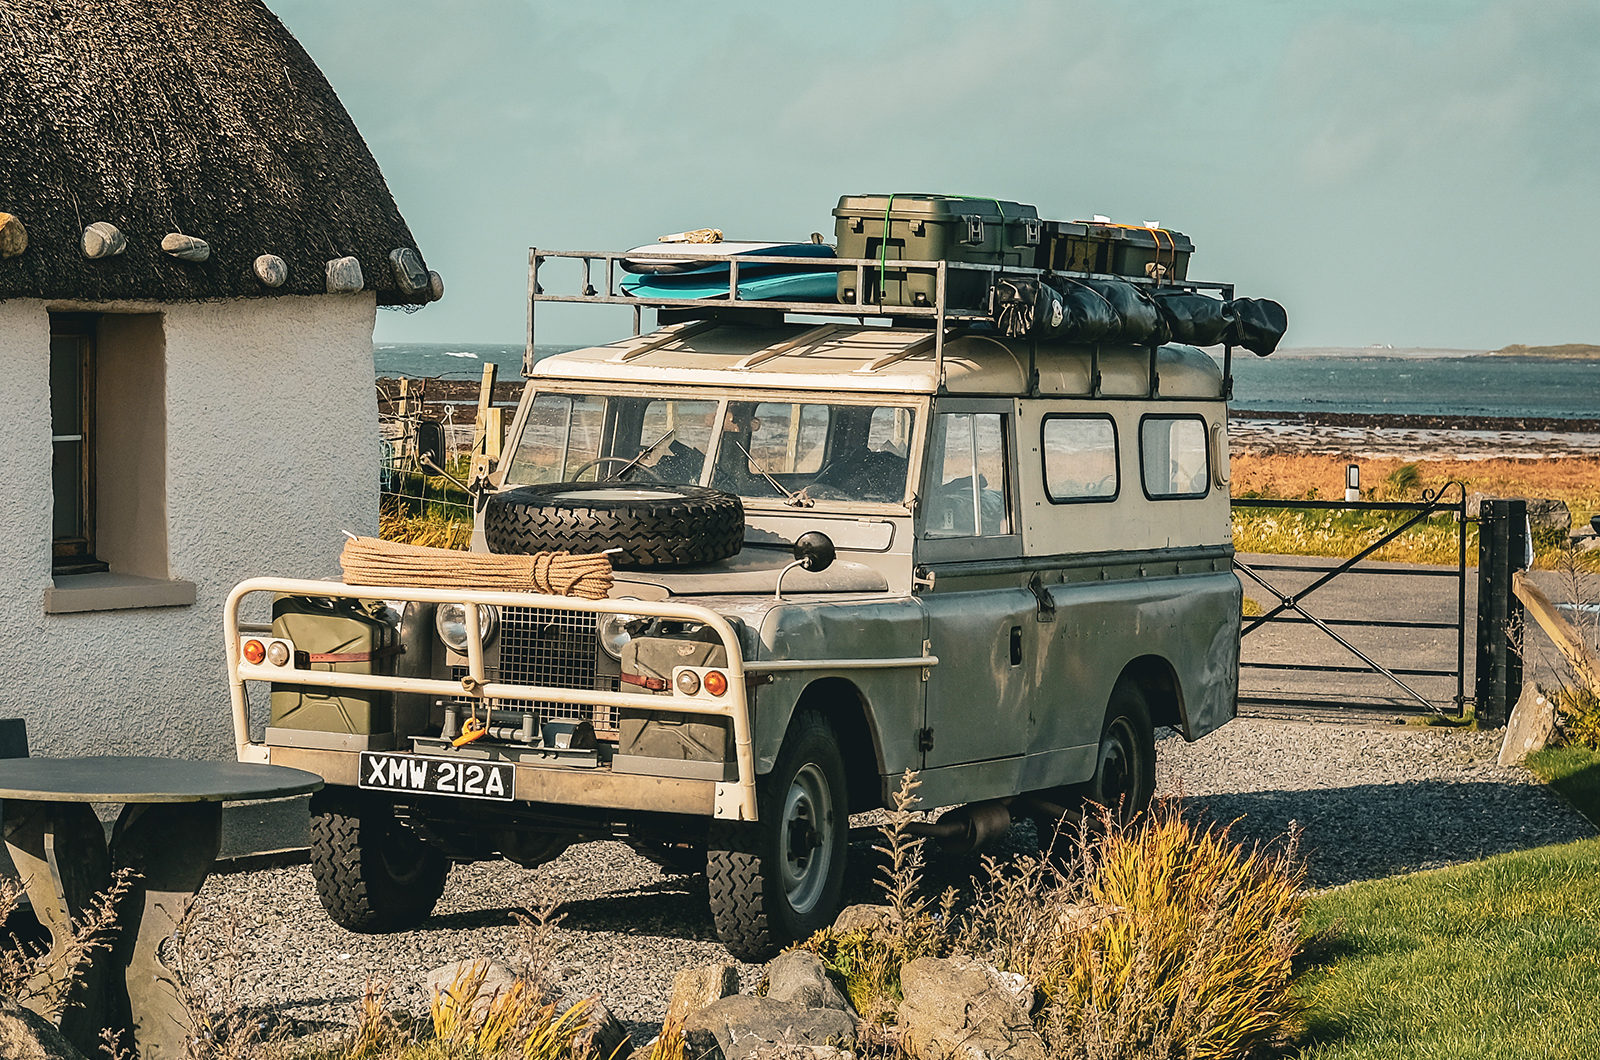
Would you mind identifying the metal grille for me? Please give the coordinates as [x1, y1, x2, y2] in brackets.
[451, 606, 620, 731]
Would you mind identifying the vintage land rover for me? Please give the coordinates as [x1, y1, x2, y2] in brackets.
[226, 200, 1281, 959]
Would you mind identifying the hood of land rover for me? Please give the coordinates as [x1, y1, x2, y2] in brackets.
[609, 545, 888, 598]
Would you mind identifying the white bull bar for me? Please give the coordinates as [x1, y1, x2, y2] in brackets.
[224, 577, 761, 821]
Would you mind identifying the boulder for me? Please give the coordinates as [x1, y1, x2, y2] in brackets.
[897, 956, 1045, 1060]
[424, 959, 633, 1059]
[765, 950, 853, 1015]
[1499, 683, 1557, 767]
[0, 212, 27, 257]
[253, 253, 288, 287]
[326, 255, 365, 293]
[667, 962, 741, 1023]
[80, 222, 125, 258]
[1466, 494, 1571, 530]
[390, 247, 429, 294]
[685, 995, 856, 1060]
[0, 995, 87, 1060]
[831, 904, 896, 934]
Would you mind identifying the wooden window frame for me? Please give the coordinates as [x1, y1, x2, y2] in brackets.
[50, 313, 107, 575]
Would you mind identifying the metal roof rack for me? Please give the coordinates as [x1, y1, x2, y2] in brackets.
[526, 246, 1240, 391]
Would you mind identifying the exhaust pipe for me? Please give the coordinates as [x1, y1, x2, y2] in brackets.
[903, 799, 1014, 855]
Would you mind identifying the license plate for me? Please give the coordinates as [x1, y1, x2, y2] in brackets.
[359, 752, 514, 802]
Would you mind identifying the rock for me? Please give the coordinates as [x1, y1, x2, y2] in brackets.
[81, 221, 125, 258]
[1466, 493, 1571, 530]
[425, 958, 519, 1021]
[390, 247, 429, 293]
[160, 232, 210, 261]
[666, 962, 741, 1022]
[0, 212, 28, 257]
[1499, 683, 1557, 767]
[424, 959, 631, 1058]
[685, 995, 856, 1060]
[897, 956, 1046, 1060]
[428, 269, 445, 302]
[326, 255, 364, 293]
[0, 995, 87, 1059]
[253, 253, 288, 287]
[832, 903, 896, 934]
[765, 950, 853, 1015]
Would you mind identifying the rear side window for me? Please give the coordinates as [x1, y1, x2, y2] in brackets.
[1140, 415, 1209, 499]
[1042, 415, 1118, 503]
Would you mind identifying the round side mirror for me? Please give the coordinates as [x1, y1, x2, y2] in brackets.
[792, 531, 836, 573]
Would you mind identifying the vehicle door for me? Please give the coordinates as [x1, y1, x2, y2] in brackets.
[915, 400, 1036, 773]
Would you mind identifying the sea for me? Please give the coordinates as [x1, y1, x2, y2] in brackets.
[372, 343, 1600, 421]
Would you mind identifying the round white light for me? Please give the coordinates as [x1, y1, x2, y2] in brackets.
[599, 605, 646, 660]
[265, 641, 291, 667]
[436, 603, 498, 652]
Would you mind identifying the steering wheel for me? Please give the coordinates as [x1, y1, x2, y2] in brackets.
[569, 455, 654, 482]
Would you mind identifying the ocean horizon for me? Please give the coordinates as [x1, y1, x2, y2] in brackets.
[373, 342, 1600, 422]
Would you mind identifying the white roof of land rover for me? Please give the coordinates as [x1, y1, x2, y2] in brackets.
[533, 320, 1225, 399]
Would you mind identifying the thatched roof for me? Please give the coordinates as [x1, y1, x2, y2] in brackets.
[0, 0, 431, 305]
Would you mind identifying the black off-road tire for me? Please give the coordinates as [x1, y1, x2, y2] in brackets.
[706, 711, 848, 961]
[483, 482, 744, 570]
[1033, 677, 1157, 848]
[309, 789, 450, 933]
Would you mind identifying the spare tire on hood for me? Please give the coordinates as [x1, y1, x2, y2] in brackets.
[483, 483, 744, 570]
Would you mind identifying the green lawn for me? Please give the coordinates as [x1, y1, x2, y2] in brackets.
[1526, 746, 1600, 828]
[1295, 838, 1600, 1058]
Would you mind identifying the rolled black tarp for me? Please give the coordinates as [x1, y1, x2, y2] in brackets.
[1150, 291, 1233, 347]
[1227, 297, 1288, 356]
[992, 276, 1120, 342]
[1076, 278, 1167, 345]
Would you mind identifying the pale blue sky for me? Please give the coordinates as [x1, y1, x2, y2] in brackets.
[268, 0, 1600, 349]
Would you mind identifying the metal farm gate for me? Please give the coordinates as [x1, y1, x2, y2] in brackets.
[1232, 484, 1469, 718]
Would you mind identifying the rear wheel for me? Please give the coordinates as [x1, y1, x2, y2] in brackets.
[1034, 678, 1157, 847]
[707, 711, 847, 961]
[309, 790, 450, 933]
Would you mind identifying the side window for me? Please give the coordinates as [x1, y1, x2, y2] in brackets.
[1140, 415, 1209, 499]
[925, 412, 1011, 537]
[1042, 415, 1118, 502]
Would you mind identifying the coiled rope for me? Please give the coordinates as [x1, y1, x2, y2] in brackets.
[339, 537, 613, 600]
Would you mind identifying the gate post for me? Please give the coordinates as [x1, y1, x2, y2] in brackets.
[1475, 498, 1528, 727]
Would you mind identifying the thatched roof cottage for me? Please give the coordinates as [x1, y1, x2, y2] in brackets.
[0, 0, 435, 759]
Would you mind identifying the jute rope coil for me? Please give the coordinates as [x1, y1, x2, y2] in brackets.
[339, 537, 613, 600]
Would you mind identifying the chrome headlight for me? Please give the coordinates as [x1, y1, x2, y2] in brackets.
[599, 605, 647, 660]
[436, 603, 498, 653]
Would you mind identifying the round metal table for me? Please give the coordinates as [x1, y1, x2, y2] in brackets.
[0, 757, 322, 1060]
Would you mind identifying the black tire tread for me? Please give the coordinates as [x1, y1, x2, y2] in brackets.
[308, 790, 449, 933]
[484, 483, 743, 570]
[706, 711, 846, 961]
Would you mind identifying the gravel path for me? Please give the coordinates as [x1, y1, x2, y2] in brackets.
[195, 718, 1595, 1043]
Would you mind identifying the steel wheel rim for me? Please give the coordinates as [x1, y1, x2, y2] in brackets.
[1096, 717, 1143, 820]
[779, 762, 834, 915]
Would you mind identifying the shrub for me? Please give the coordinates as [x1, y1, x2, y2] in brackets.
[379, 503, 472, 550]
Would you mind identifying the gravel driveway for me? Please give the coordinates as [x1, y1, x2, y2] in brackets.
[195, 718, 1595, 1044]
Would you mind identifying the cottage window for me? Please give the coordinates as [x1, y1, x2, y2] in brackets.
[44, 312, 194, 613]
[50, 315, 104, 574]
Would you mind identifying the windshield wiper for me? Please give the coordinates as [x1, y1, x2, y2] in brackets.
[605, 428, 675, 481]
[733, 438, 813, 507]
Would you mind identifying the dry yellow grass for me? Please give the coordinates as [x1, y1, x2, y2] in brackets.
[1231, 453, 1600, 524]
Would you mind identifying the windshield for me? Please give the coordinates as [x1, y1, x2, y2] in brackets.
[506, 392, 915, 506]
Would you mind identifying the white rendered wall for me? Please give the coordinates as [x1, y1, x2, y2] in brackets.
[0, 295, 380, 759]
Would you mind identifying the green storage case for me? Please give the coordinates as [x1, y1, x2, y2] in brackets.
[613, 630, 734, 781]
[833, 194, 1041, 310]
[1040, 221, 1193, 280]
[268, 595, 397, 742]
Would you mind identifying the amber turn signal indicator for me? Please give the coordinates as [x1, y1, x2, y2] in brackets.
[703, 670, 728, 696]
[242, 639, 266, 665]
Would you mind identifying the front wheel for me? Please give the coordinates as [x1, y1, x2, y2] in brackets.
[706, 711, 848, 961]
[309, 789, 450, 933]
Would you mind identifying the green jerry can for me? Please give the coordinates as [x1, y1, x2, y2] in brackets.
[833, 194, 1041, 310]
[268, 595, 398, 747]
[612, 627, 734, 782]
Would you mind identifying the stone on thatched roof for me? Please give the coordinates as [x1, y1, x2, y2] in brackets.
[0, 0, 430, 305]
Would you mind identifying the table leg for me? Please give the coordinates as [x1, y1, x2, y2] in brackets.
[1, 798, 113, 1057]
[107, 801, 222, 1060]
